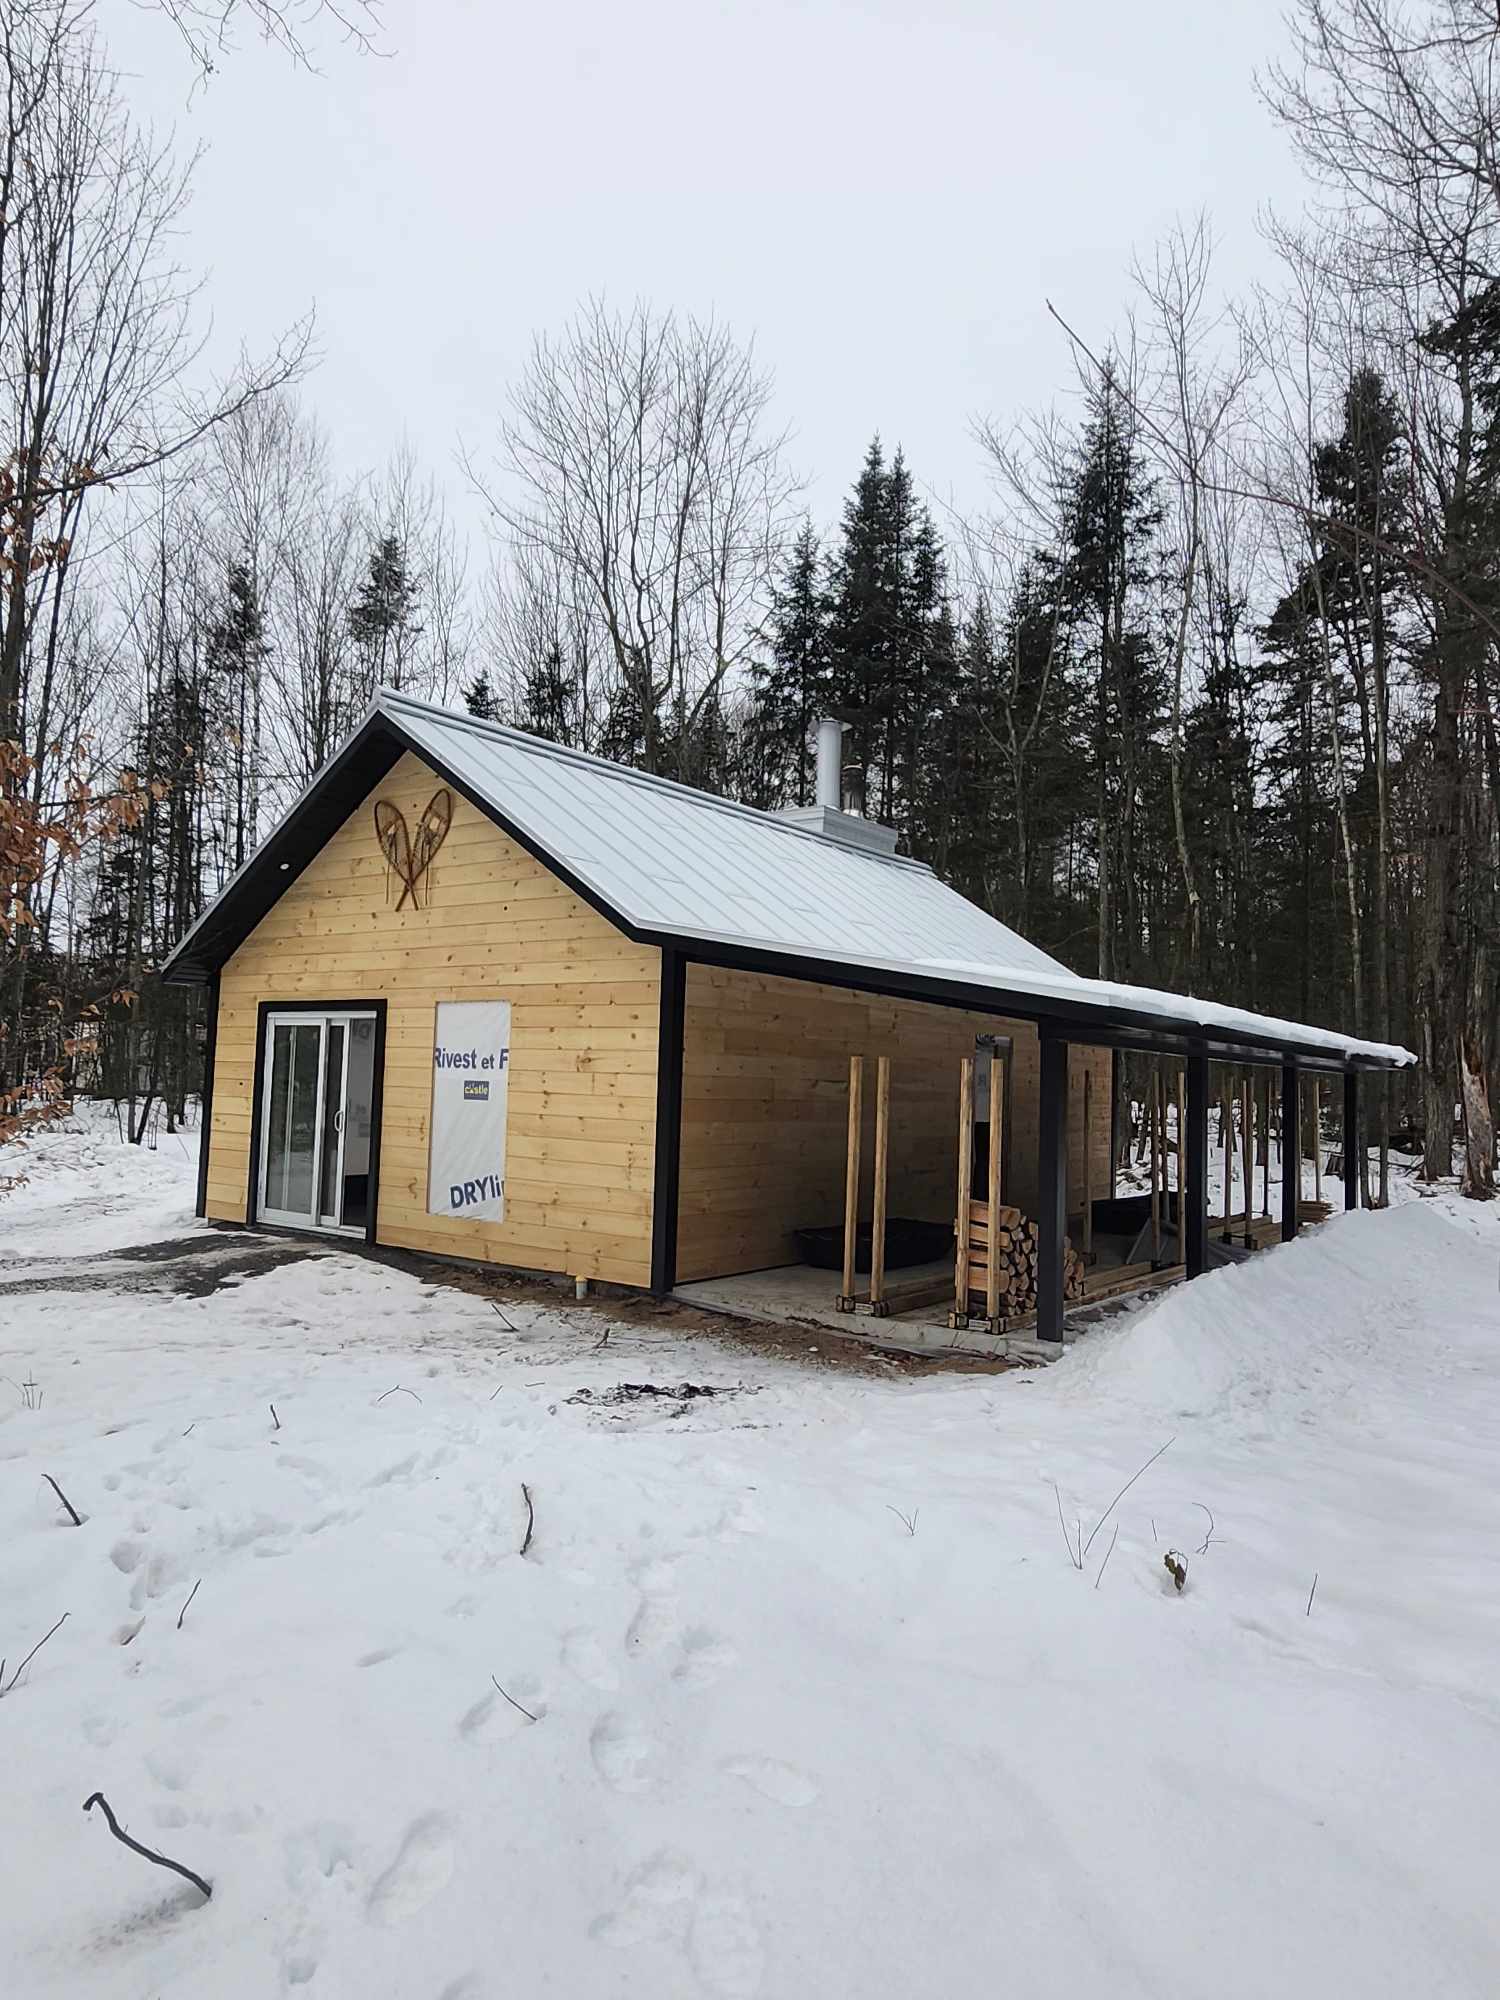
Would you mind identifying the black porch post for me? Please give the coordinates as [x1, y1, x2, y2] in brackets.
[1281, 1062, 1301, 1242]
[1343, 1069, 1360, 1211]
[650, 948, 687, 1295]
[1185, 1050, 1208, 1278]
[1036, 1030, 1068, 1345]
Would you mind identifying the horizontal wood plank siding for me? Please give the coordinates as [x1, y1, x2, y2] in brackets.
[206, 750, 659, 1286]
[675, 966, 1112, 1282]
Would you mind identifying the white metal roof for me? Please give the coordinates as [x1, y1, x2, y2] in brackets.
[164, 688, 1416, 1068]
[384, 694, 1413, 1068]
[385, 691, 1068, 979]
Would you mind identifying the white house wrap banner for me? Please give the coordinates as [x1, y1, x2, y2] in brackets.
[428, 1000, 511, 1221]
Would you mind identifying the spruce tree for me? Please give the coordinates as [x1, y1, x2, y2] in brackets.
[348, 534, 422, 698]
[1058, 368, 1164, 982]
[205, 559, 268, 873]
[464, 672, 498, 720]
[748, 522, 830, 806]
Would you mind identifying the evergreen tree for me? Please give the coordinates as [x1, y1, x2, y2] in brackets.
[348, 534, 422, 697]
[464, 672, 498, 720]
[1058, 368, 1165, 981]
[205, 559, 268, 873]
[747, 523, 830, 806]
[823, 439, 958, 844]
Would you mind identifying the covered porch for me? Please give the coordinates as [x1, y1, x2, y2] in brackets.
[652, 940, 1406, 1355]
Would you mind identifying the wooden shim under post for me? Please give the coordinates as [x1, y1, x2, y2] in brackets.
[1241, 1073, 1254, 1244]
[1081, 1066, 1094, 1266]
[869, 1055, 891, 1315]
[985, 1058, 1003, 1323]
[950, 1056, 974, 1328]
[839, 1055, 863, 1311]
[1150, 1069, 1163, 1265]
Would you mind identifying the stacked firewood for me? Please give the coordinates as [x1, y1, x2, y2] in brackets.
[964, 1199, 1086, 1318]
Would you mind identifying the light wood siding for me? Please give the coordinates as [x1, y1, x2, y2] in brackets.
[205, 751, 660, 1285]
[676, 966, 1112, 1282]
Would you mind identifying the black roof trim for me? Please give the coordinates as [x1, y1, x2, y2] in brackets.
[160, 711, 651, 986]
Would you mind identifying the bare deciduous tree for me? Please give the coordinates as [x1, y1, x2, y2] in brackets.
[470, 299, 795, 781]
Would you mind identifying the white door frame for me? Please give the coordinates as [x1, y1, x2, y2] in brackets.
[257, 1009, 376, 1236]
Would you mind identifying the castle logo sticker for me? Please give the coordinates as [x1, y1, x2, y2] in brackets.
[429, 1000, 510, 1222]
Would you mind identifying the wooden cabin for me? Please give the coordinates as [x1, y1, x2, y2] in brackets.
[163, 694, 1413, 1344]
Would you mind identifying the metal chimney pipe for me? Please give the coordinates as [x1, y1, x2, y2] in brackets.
[814, 717, 843, 811]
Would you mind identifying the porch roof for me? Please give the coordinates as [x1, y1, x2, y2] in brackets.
[162, 690, 1414, 1074]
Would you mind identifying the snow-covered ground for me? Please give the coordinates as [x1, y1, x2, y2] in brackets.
[3, 1104, 1499, 1998]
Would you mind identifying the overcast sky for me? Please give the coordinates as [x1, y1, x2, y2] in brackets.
[111, 0, 1310, 548]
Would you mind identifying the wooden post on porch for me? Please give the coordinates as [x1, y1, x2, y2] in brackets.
[985, 1057, 1003, 1324]
[1221, 1079, 1234, 1242]
[838, 1055, 863, 1311]
[950, 1055, 973, 1328]
[1240, 1073, 1254, 1246]
[1185, 1051, 1209, 1278]
[1261, 1072, 1271, 1219]
[1281, 1062, 1301, 1242]
[869, 1056, 891, 1314]
[1343, 1070, 1361, 1211]
[1176, 1067, 1187, 1255]
[1037, 1032, 1068, 1345]
[1150, 1068, 1163, 1266]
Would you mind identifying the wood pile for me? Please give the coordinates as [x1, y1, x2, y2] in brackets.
[964, 1199, 1086, 1318]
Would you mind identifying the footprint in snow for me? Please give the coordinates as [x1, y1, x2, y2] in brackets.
[672, 1626, 738, 1691]
[367, 1815, 455, 1927]
[589, 1712, 662, 1795]
[591, 1849, 698, 1947]
[688, 1892, 766, 1998]
[721, 1757, 820, 1807]
[562, 1627, 619, 1692]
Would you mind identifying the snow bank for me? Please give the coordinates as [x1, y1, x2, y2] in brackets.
[1054, 1201, 1497, 1429]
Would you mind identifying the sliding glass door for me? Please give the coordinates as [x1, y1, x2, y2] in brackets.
[258, 1010, 377, 1234]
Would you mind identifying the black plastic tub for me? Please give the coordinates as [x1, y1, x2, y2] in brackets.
[793, 1217, 953, 1273]
[1088, 1191, 1181, 1235]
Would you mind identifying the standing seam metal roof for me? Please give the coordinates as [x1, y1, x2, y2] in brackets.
[161, 688, 1416, 1069]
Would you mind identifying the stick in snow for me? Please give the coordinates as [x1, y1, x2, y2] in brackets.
[269, 1404, 280, 1430]
[1083, 1437, 1175, 1559]
[0, 1613, 69, 1696]
[82, 1792, 212, 1902]
[43, 1475, 82, 1526]
[519, 1482, 535, 1557]
[491, 1676, 538, 1723]
[377, 1384, 421, 1403]
[1306, 1572, 1318, 1617]
[885, 1505, 919, 1537]
[1093, 1523, 1121, 1590]
[176, 1580, 201, 1631]
[1053, 1482, 1083, 1570]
